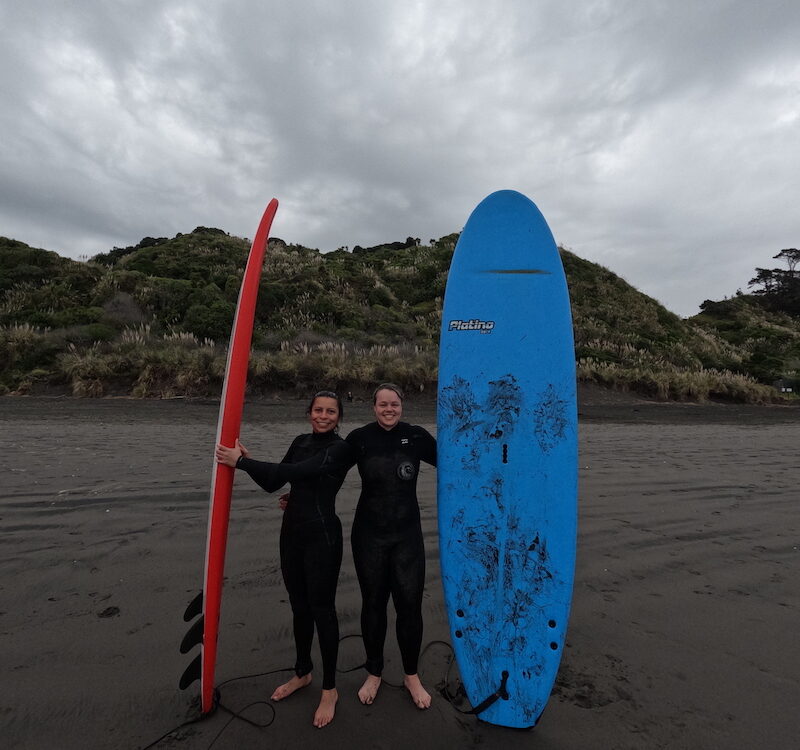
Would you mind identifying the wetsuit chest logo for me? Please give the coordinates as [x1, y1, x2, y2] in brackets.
[397, 461, 415, 480]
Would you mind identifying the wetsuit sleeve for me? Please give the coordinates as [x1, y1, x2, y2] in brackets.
[235, 456, 290, 493]
[237, 440, 354, 492]
[416, 426, 437, 467]
[344, 428, 363, 456]
[274, 439, 355, 479]
[234, 436, 300, 493]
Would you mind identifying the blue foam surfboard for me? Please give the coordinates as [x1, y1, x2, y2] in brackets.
[437, 190, 577, 728]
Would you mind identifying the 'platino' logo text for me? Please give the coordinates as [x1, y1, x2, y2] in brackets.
[448, 319, 495, 333]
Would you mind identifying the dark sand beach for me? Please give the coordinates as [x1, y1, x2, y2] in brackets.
[2, 390, 798, 749]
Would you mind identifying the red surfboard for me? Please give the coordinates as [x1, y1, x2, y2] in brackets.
[180, 199, 278, 713]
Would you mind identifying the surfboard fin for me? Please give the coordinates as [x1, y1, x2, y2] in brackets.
[179, 653, 202, 690]
[183, 590, 203, 622]
[179, 592, 204, 689]
[180, 615, 204, 654]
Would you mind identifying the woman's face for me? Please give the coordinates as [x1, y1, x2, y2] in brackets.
[308, 396, 340, 433]
[374, 388, 402, 430]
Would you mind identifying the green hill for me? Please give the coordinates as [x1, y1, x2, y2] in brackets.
[691, 296, 800, 385]
[0, 230, 797, 402]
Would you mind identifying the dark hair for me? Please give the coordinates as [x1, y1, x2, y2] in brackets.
[307, 390, 344, 426]
[372, 383, 404, 403]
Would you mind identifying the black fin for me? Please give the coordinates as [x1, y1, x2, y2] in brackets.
[179, 653, 202, 690]
[184, 591, 203, 622]
[180, 615, 204, 654]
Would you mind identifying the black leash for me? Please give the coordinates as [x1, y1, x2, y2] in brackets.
[140, 668, 291, 749]
[145, 634, 508, 748]
[340, 635, 510, 715]
[422, 639, 509, 716]
[465, 670, 509, 715]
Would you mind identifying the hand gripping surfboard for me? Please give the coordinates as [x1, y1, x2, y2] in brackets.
[179, 199, 278, 713]
[437, 190, 577, 728]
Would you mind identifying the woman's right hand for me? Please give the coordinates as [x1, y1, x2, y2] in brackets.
[215, 438, 250, 467]
[279, 492, 290, 511]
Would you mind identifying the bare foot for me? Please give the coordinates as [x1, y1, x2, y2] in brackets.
[313, 688, 338, 728]
[404, 674, 431, 709]
[358, 674, 382, 704]
[271, 673, 312, 701]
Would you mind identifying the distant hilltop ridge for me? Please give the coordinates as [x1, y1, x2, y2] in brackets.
[0, 231, 797, 402]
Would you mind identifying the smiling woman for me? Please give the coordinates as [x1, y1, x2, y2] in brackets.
[373, 383, 403, 429]
[344, 382, 438, 710]
[214, 390, 354, 728]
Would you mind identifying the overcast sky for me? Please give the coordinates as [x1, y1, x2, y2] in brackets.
[2, 1, 798, 316]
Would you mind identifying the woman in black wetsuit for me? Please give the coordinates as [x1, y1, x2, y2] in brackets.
[345, 383, 437, 709]
[215, 391, 351, 728]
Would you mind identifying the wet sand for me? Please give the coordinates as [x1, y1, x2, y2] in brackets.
[1, 392, 798, 749]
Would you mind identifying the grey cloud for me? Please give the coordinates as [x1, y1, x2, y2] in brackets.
[1, 0, 798, 315]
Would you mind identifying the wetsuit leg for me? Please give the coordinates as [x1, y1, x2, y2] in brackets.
[389, 523, 426, 675]
[302, 518, 343, 690]
[351, 518, 392, 675]
[280, 525, 314, 678]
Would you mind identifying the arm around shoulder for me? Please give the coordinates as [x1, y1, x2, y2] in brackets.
[414, 425, 437, 467]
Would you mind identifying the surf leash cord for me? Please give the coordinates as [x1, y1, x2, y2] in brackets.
[338, 634, 511, 715]
[141, 667, 292, 749]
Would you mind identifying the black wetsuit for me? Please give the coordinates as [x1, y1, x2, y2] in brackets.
[345, 421, 437, 676]
[237, 431, 352, 690]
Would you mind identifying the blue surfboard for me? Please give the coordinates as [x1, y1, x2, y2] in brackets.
[437, 190, 577, 728]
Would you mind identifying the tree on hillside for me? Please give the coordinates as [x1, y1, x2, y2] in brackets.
[749, 268, 781, 295]
[748, 248, 800, 316]
[773, 248, 799, 276]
